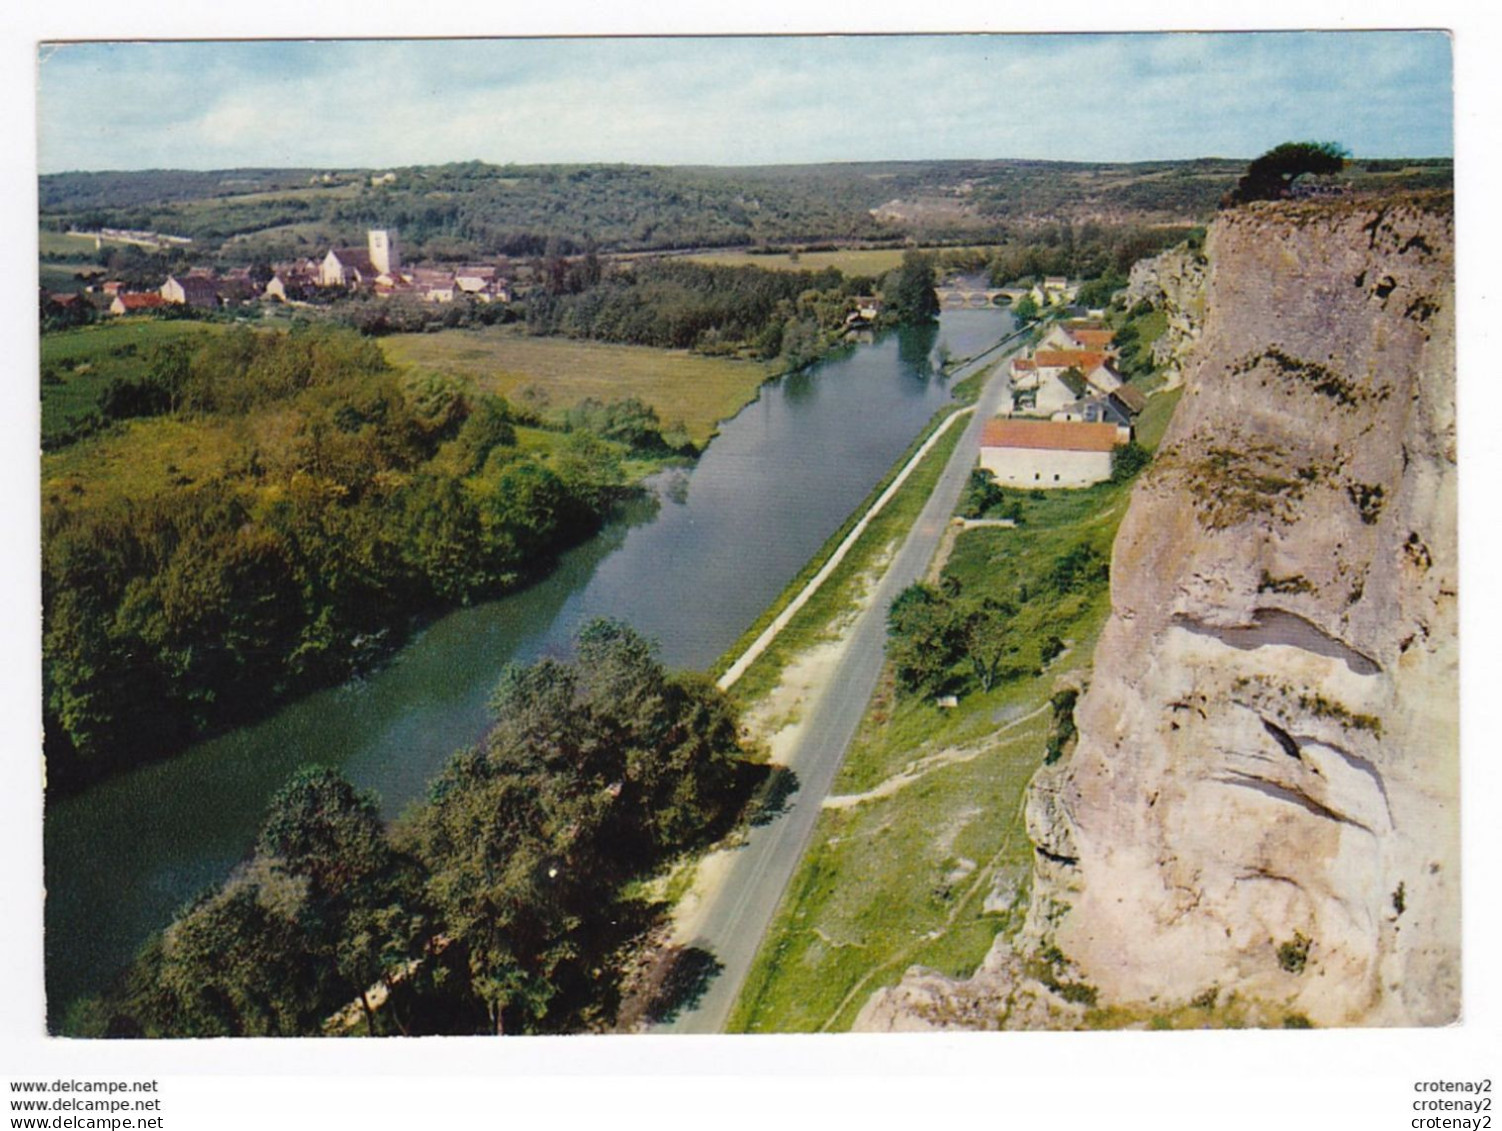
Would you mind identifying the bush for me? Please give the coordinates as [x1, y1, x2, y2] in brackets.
[1111, 441, 1152, 482]
[1276, 932, 1312, 975]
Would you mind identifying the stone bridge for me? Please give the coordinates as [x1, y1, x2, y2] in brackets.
[935, 286, 1026, 308]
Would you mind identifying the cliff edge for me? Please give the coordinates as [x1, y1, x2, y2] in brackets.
[859, 193, 1457, 1029]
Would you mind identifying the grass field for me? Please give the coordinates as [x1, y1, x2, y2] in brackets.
[380, 327, 776, 448]
[39, 230, 103, 257]
[43, 412, 246, 511]
[39, 229, 105, 295]
[40, 264, 104, 294]
[683, 248, 913, 277]
[40, 321, 226, 446]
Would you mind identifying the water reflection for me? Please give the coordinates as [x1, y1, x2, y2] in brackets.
[897, 320, 940, 376]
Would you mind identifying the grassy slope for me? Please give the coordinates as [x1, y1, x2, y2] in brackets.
[40, 321, 228, 446]
[379, 327, 776, 449]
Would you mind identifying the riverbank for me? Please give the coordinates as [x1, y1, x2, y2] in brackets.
[710, 323, 1030, 703]
[628, 332, 1023, 1031]
[618, 381, 978, 1031]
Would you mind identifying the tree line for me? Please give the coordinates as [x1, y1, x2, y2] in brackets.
[42, 325, 632, 793]
[74, 621, 758, 1038]
[521, 253, 938, 366]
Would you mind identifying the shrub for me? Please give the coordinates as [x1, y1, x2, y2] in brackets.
[1277, 932, 1312, 975]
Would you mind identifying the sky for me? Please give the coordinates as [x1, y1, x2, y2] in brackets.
[35, 31, 1454, 173]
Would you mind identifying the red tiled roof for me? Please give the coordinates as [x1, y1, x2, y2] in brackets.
[1035, 349, 1108, 371]
[1011, 358, 1036, 371]
[116, 293, 167, 310]
[1068, 329, 1116, 350]
[981, 418, 1122, 453]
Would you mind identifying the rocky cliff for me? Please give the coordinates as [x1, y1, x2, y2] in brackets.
[859, 192, 1457, 1030]
[1125, 241, 1209, 386]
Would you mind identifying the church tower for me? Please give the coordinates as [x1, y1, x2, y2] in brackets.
[368, 229, 400, 276]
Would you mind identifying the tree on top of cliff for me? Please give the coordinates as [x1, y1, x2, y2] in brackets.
[1224, 141, 1349, 205]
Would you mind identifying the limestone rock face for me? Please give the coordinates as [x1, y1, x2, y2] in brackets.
[860, 194, 1457, 1029]
[1126, 243, 1209, 385]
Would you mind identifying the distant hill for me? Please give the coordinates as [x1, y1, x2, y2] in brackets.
[39, 158, 1452, 266]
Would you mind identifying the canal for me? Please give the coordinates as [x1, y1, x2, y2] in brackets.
[43, 306, 1013, 1028]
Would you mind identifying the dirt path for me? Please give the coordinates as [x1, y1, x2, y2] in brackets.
[821, 701, 1052, 811]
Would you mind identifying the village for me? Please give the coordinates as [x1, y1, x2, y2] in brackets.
[45, 227, 516, 319]
[975, 303, 1147, 490]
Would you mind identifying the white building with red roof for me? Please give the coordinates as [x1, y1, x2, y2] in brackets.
[109, 292, 168, 316]
[978, 418, 1125, 488]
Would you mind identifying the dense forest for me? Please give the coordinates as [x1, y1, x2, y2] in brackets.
[41, 324, 648, 793]
[73, 621, 759, 1037]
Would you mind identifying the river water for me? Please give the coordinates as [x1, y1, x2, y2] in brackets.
[43, 307, 1012, 1026]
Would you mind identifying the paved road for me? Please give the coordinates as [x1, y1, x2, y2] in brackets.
[658, 333, 1022, 1033]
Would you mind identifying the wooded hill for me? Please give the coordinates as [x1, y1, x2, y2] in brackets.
[42, 157, 1451, 265]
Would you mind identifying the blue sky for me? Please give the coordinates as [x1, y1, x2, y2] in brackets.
[36, 32, 1453, 172]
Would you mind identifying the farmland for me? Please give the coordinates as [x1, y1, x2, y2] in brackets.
[381, 327, 778, 448]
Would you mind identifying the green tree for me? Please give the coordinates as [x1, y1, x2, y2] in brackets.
[884, 251, 940, 324]
[454, 395, 517, 473]
[1227, 141, 1348, 205]
[887, 582, 964, 697]
[959, 596, 1020, 692]
[1110, 440, 1152, 482]
[254, 767, 426, 1035]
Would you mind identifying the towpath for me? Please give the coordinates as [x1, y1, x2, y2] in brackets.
[657, 329, 1023, 1033]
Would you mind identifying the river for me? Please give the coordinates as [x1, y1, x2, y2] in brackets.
[43, 306, 1013, 1028]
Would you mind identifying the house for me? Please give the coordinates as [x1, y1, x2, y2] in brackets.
[408, 267, 456, 303]
[1033, 350, 1123, 397]
[845, 296, 884, 326]
[109, 292, 167, 316]
[1068, 328, 1116, 352]
[1109, 384, 1148, 419]
[214, 267, 258, 304]
[320, 230, 399, 288]
[266, 263, 319, 301]
[1051, 394, 1134, 433]
[1031, 276, 1078, 307]
[1039, 321, 1116, 353]
[978, 418, 1124, 488]
[1013, 365, 1088, 416]
[161, 274, 219, 309]
[320, 246, 378, 288]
